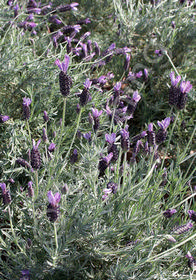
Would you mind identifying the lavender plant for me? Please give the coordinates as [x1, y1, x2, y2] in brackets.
[0, 0, 195, 279]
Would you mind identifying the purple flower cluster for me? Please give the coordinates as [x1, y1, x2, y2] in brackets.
[105, 133, 119, 162]
[106, 87, 141, 125]
[98, 152, 113, 177]
[79, 79, 92, 106]
[169, 72, 192, 109]
[23, 97, 32, 120]
[30, 139, 41, 170]
[0, 115, 9, 123]
[0, 183, 11, 205]
[47, 191, 61, 222]
[55, 55, 72, 97]
[102, 182, 118, 200]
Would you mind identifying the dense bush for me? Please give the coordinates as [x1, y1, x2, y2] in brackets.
[0, 0, 195, 279]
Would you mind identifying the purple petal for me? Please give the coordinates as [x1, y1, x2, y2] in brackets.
[92, 108, 103, 118]
[180, 81, 192, 93]
[104, 152, 113, 164]
[132, 91, 141, 103]
[106, 43, 116, 51]
[23, 97, 32, 106]
[55, 59, 63, 71]
[135, 71, 143, 78]
[148, 123, 153, 131]
[54, 192, 61, 204]
[36, 139, 41, 148]
[84, 78, 92, 89]
[144, 68, 148, 79]
[105, 133, 116, 144]
[48, 143, 56, 152]
[0, 183, 6, 194]
[0, 115, 10, 122]
[170, 71, 181, 87]
[70, 2, 79, 10]
[163, 117, 170, 129]
[47, 190, 55, 206]
[114, 82, 121, 92]
[61, 55, 70, 72]
[141, 131, 147, 137]
[103, 188, 112, 195]
[83, 132, 91, 140]
[120, 129, 129, 138]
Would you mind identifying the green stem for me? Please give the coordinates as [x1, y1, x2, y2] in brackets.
[54, 222, 58, 254]
[56, 97, 67, 155]
[47, 98, 67, 189]
[26, 120, 32, 147]
[35, 170, 39, 200]
[160, 111, 179, 170]
[66, 109, 82, 159]
[57, 109, 82, 177]
[122, 151, 127, 189]
[165, 51, 180, 76]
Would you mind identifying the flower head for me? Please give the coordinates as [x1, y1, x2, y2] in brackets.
[132, 91, 141, 103]
[83, 132, 91, 142]
[70, 2, 79, 10]
[0, 115, 9, 123]
[163, 208, 177, 218]
[105, 133, 116, 144]
[47, 191, 61, 207]
[84, 78, 92, 89]
[48, 143, 56, 152]
[31, 139, 41, 170]
[91, 108, 103, 118]
[0, 183, 11, 205]
[23, 97, 32, 106]
[188, 210, 196, 222]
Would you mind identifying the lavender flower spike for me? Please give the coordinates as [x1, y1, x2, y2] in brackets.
[172, 222, 193, 235]
[0, 183, 11, 205]
[156, 118, 170, 144]
[55, 55, 70, 73]
[163, 208, 177, 218]
[186, 251, 196, 270]
[91, 108, 103, 132]
[98, 152, 113, 177]
[47, 191, 61, 222]
[23, 97, 32, 120]
[31, 139, 41, 170]
[83, 132, 91, 142]
[188, 210, 196, 222]
[79, 78, 92, 106]
[120, 126, 130, 152]
[48, 191, 61, 206]
[55, 55, 72, 97]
